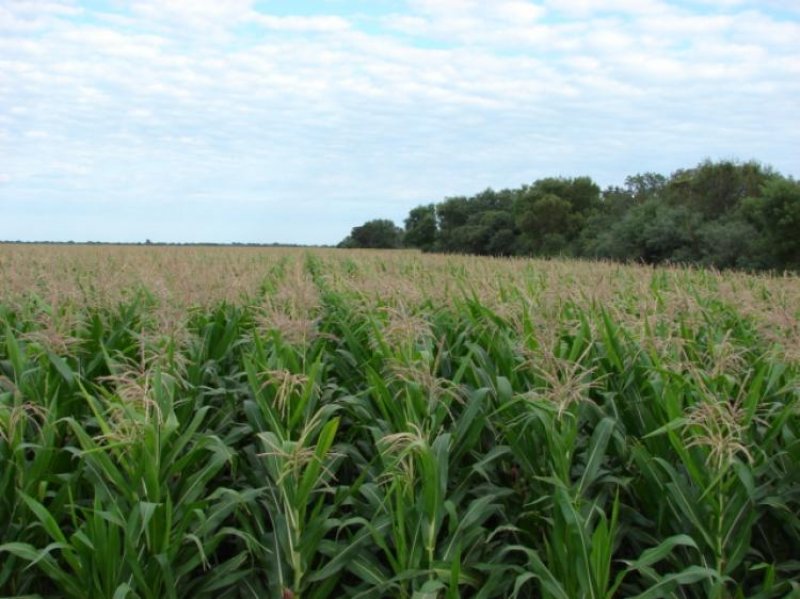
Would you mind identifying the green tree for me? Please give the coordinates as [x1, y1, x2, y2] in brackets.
[436, 196, 471, 253]
[520, 177, 601, 214]
[435, 190, 517, 255]
[338, 219, 404, 249]
[480, 210, 517, 256]
[334, 159, 798, 272]
[697, 218, 761, 269]
[403, 204, 438, 251]
[588, 199, 701, 264]
[624, 172, 667, 201]
[516, 193, 582, 255]
[514, 177, 600, 255]
[665, 160, 770, 218]
[742, 177, 800, 269]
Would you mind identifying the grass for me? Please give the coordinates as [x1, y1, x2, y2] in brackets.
[1, 244, 799, 597]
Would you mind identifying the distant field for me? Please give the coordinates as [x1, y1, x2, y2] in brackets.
[1, 245, 799, 598]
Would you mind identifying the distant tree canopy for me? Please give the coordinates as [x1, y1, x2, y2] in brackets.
[338, 159, 800, 271]
[338, 219, 403, 249]
[403, 204, 437, 252]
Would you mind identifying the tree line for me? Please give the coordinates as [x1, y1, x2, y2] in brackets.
[338, 159, 800, 271]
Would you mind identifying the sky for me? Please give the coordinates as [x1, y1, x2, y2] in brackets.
[1, 0, 799, 244]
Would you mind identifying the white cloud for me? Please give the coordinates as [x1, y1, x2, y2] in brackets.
[251, 14, 351, 32]
[131, 0, 253, 27]
[59, 26, 167, 59]
[0, 0, 798, 243]
[495, 1, 547, 22]
[128, 108, 152, 117]
[542, 0, 671, 17]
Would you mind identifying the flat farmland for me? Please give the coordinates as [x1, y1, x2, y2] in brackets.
[1, 245, 799, 598]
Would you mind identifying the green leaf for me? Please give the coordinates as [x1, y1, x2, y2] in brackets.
[47, 351, 74, 385]
[625, 534, 699, 571]
[630, 565, 718, 599]
[21, 493, 67, 545]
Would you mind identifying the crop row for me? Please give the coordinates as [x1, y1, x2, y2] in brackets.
[1, 249, 799, 597]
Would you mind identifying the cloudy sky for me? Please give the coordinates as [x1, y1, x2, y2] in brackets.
[1, 0, 799, 244]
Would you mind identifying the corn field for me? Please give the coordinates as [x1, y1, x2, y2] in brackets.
[1, 245, 799, 598]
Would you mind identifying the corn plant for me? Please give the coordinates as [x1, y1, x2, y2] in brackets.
[238, 337, 346, 598]
[1, 246, 799, 597]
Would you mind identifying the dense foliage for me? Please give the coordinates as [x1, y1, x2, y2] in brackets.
[343, 160, 800, 271]
[338, 219, 404, 249]
[1, 247, 799, 598]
